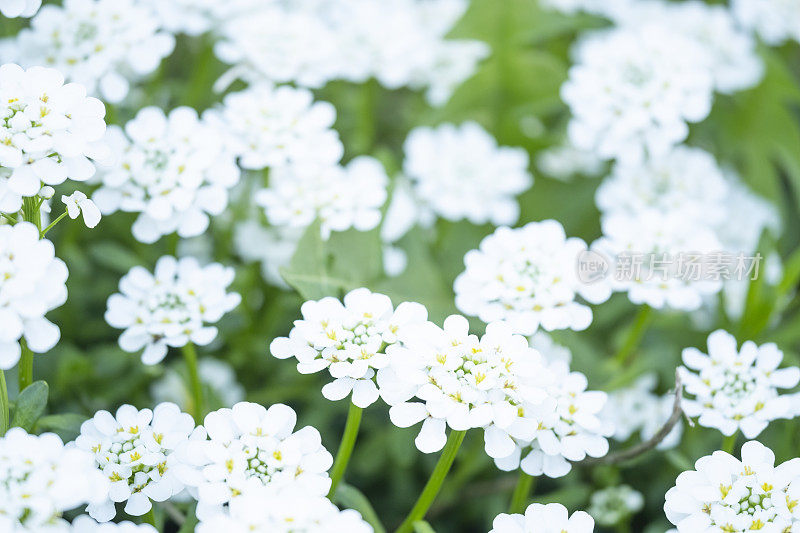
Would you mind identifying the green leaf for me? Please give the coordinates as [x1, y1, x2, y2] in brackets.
[333, 483, 386, 533]
[34, 413, 86, 441]
[413, 521, 437, 533]
[11, 381, 48, 431]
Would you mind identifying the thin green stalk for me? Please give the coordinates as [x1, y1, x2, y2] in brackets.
[395, 430, 467, 533]
[613, 305, 653, 366]
[508, 471, 536, 514]
[40, 211, 69, 237]
[0, 369, 8, 436]
[181, 343, 203, 423]
[328, 402, 364, 498]
[722, 433, 738, 454]
[22, 196, 41, 230]
[18, 340, 33, 392]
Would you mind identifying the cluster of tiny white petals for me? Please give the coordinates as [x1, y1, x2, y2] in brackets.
[70, 515, 157, 533]
[214, 0, 487, 105]
[0, 0, 40, 18]
[206, 84, 343, 171]
[140, 0, 264, 37]
[602, 373, 682, 450]
[454, 220, 609, 336]
[178, 402, 333, 519]
[490, 502, 595, 533]
[105, 256, 241, 365]
[402, 122, 532, 226]
[536, 141, 605, 181]
[75, 403, 198, 522]
[0, 64, 107, 214]
[6, 0, 174, 103]
[93, 106, 241, 244]
[0, 222, 68, 369]
[378, 316, 553, 456]
[0, 428, 108, 533]
[255, 156, 388, 240]
[732, 0, 800, 46]
[664, 440, 800, 532]
[195, 485, 372, 533]
[679, 330, 800, 439]
[494, 359, 612, 478]
[271, 288, 428, 408]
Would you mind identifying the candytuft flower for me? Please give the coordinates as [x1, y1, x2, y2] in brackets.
[490, 502, 595, 532]
[0, 0, 41, 18]
[62, 191, 101, 228]
[70, 515, 157, 532]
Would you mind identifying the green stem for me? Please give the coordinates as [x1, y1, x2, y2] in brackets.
[722, 433, 738, 454]
[613, 305, 653, 366]
[141, 508, 156, 527]
[0, 369, 8, 437]
[18, 341, 33, 392]
[395, 430, 467, 533]
[40, 211, 69, 238]
[328, 402, 364, 498]
[22, 196, 41, 230]
[508, 471, 536, 514]
[181, 343, 203, 423]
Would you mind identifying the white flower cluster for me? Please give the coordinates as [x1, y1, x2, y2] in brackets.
[0, 64, 107, 214]
[536, 141, 604, 181]
[490, 502, 595, 533]
[665, 440, 800, 532]
[270, 288, 428, 408]
[105, 256, 241, 365]
[454, 220, 609, 335]
[0, 0, 40, 18]
[0, 222, 68, 369]
[0, 428, 107, 532]
[214, 0, 488, 105]
[75, 403, 198, 521]
[139, 0, 263, 37]
[6, 0, 175, 103]
[587, 485, 644, 527]
[179, 402, 333, 519]
[93, 106, 240, 244]
[255, 156, 388, 240]
[70, 515, 157, 533]
[679, 330, 800, 439]
[402, 122, 533, 226]
[732, 0, 800, 45]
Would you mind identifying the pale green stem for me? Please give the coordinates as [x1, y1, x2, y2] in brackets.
[722, 433, 738, 454]
[328, 402, 364, 499]
[181, 343, 203, 423]
[40, 211, 69, 237]
[18, 340, 33, 392]
[613, 305, 653, 366]
[0, 369, 8, 436]
[509, 471, 536, 514]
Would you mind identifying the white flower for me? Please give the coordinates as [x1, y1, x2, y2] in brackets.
[206, 83, 343, 171]
[151, 358, 245, 412]
[664, 440, 800, 532]
[494, 360, 612, 478]
[8, 0, 174, 103]
[377, 316, 552, 456]
[536, 141, 605, 181]
[679, 330, 800, 439]
[562, 24, 713, 162]
[255, 157, 388, 241]
[454, 220, 609, 336]
[233, 220, 301, 289]
[70, 515, 157, 533]
[0, 64, 107, 213]
[0, 0, 40, 18]
[92, 106, 241, 244]
[490, 502, 595, 533]
[177, 402, 333, 519]
[588, 485, 644, 527]
[529, 332, 572, 366]
[402, 122, 532, 226]
[195, 485, 372, 533]
[75, 403, 198, 522]
[62, 191, 101, 228]
[270, 288, 428, 408]
[139, 0, 263, 37]
[0, 222, 67, 369]
[105, 256, 241, 365]
[732, 0, 800, 46]
[0, 428, 108, 533]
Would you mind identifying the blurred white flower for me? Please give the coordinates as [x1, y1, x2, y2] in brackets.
[93, 106, 240, 244]
[0, 222, 67, 369]
[0, 0, 40, 18]
[454, 220, 609, 336]
[0, 428, 108, 533]
[233, 220, 301, 289]
[75, 403, 198, 522]
[271, 288, 428, 407]
[0, 64, 107, 213]
[151, 358, 245, 411]
[140, 0, 264, 37]
[536, 141, 605, 181]
[665, 440, 800, 532]
[402, 122, 532, 226]
[255, 157, 388, 241]
[528, 331, 572, 365]
[6, 0, 174, 103]
[105, 256, 241, 365]
[378, 316, 552, 456]
[62, 191, 101, 228]
[588, 485, 644, 527]
[679, 330, 799, 439]
[732, 0, 800, 46]
[70, 515, 157, 533]
[490, 502, 595, 532]
[177, 402, 333, 520]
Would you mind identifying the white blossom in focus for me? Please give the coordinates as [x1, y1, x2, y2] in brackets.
[70, 515, 157, 533]
[92, 106, 240, 244]
[62, 191, 101, 228]
[679, 330, 800, 439]
[270, 288, 428, 407]
[105, 256, 241, 365]
[732, 0, 800, 45]
[7, 0, 174, 103]
[454, 220, 609, 336]
[0, 0, 40, 18]
[0, 222, 67, 369]
[0, 428, 108, 533]
[490, 502, 595, 533]
[402, 122, 532, 226]
[664, 440, 800, 532]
